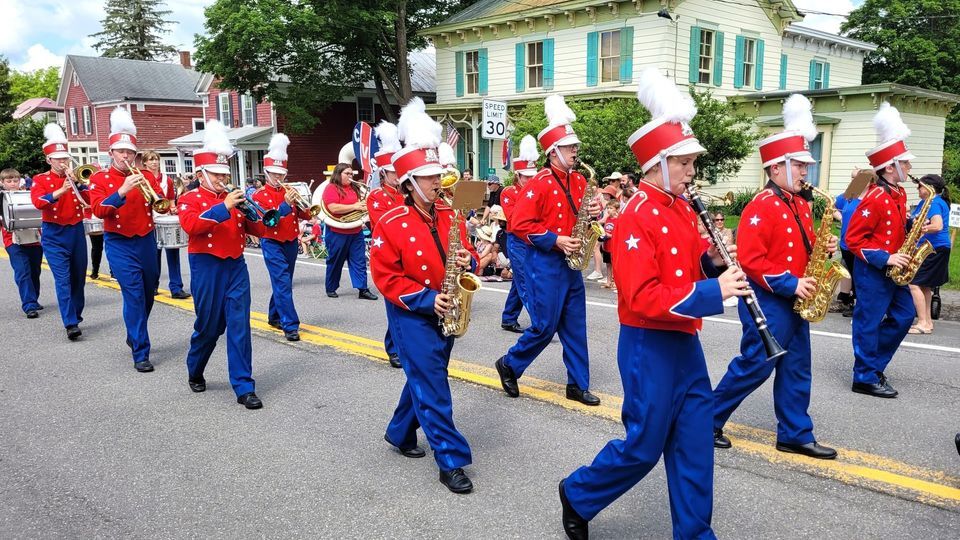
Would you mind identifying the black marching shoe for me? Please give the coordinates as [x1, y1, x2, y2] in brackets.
[714, 428, 732, 449]
[188, 378, 206, 393]
[495, 356, 520, 398]
[439, 468, 473, 494]
[326, 291, 339, 298]
[237, 392, 263, 409]
[134, 360, 155, 373]
[66, 325, 82, 341]
[358, 289, 379, 300]
[501, 322, 524, 333]
[284, 330, 301, 342]
[852, 381, 898, 398]
[267, 319, 282, 329]
[559, 480, 589, 540]
[171, 290, 192, 299]
[383, 434, 425, 458]
[566, 384, 601, 406]
[955, 433, 960, 457]
[775, 441, 837, 460]
[26, 310, 39, 319]
[388, 353, 402, 369]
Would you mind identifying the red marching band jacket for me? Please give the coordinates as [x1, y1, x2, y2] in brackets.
[499, 182, 523, 231]
[844, 183, 908, 270]
[510, 165, 586, 251]
[370, 204, 479, 315]
[178, 186, 268, 259]
[88, 166, 166, 237]
[736, 188, 816, 297]
[29, 170, 91, 226]
[252, 184, 311, 242]
[366, 184, 404, 229]
[613, 183, 723, 335]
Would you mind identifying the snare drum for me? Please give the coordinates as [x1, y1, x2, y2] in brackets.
[83, 217, 104, 236]
[1, 191, 42, 231]
[155, 215, 188, 249]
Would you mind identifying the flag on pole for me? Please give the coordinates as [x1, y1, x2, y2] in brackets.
[445, 120, 460, 148]
[502, 136, 512, 170]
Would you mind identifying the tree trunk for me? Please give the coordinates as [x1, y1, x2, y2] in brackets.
[394, 0, 413, 103]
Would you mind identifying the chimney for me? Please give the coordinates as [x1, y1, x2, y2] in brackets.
[179, 51, 192, 69]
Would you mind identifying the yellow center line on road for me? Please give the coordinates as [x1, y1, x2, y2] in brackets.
[4, 248, 960, 508]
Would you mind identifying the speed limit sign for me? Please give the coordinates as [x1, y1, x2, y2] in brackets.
[481, 99, 508, 140]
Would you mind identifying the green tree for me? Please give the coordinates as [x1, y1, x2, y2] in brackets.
[9, 67, 61, 104]
[90, 0, 177, 61]
[509, 89, 758, 184]
[0, 119, 47, 175]
[194, 0, 479, 132]
[0, 56, 13, 123]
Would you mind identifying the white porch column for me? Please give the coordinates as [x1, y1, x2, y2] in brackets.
[237, 149, 248, 182]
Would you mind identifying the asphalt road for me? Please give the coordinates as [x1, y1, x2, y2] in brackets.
[1, 244, 959, 539]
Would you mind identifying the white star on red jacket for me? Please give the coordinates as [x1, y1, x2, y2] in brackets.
[862, 209, 871, 218]
[526, 190, 534, 198]
[372, 236, 384, 248]
[625, 234, 640, 250]
[749, 215, 760, 226]
[373, 201, 379, 209]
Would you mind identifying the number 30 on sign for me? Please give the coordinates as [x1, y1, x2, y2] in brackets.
[481, 99, 508, 140]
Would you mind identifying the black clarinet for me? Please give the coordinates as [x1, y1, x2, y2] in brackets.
[686, 184, 787, 361]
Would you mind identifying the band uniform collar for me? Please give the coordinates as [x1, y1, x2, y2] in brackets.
[639, 178, 678, 207]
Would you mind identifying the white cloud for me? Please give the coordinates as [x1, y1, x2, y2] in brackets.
[793, 0, 861, 34]
[17, 44, 64, 72]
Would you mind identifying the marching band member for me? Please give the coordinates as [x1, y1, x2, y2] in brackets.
[143, 150, 190, 299]
[494, 94, 602, 406]
[88, 107, 167, 373]
[30, 123, 89, 340]
[498, 135, 539, 334]
[178, 119, 269, 409]
[712, 95, 838, 459]
[366, 120, 404, 368]
[559, 67, 748, 540]
[2, 168, 43, 318]
[252, 133, 308, 342]
[323, 162, 377, 302]
[845, 103, 917, 398]
[371, 99, 479, 494]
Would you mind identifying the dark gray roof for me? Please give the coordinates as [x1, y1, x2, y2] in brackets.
[67, 55, 202, 103]
[439, 0, 567, 26]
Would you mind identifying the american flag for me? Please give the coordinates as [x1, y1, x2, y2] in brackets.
[445, 120, 460, 148]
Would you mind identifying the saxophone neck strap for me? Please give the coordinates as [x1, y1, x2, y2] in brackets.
[551, 168, 580, 216]
[766, 180, 813, 256]
[411, 202, 447, 264]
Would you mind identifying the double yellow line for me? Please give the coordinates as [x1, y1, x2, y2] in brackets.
[4, 248, 960, 509]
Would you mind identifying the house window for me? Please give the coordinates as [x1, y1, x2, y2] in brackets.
[162, 158, 178, 174]
[71, 72, 79, 86]
[69, 108, 78, 136]
[465, 50, 479, 95]
[698, 29, 715, 85]
[811, 60, 828, 90]
[82, 106, 92, 134]
[527, 41, 544, 89]
[192, 118, 205, 132]
[201, 95, 209, 107]
[241, 94, 255, 126]
[218, 93, 231, 125]
[600, 30, 622, 83]
[183, 158, 194, 174]
[741, 38, 757, 88]
[357, 96, 375, 123]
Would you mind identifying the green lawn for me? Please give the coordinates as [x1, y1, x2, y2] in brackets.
[720, 215, 959, 290]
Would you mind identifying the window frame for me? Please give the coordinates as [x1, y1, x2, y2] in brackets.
[241, 94, 255, 126]
[464, 50, 480, 95]
[183, 158, 194, 174]
[526, 40, 544, 89]
[811, 59, 827, 90]
[218, 93, 231, 125]
[698, 28, 715, 85]
[69, 108, 78, 136]
[82, 106, 92, 135]
[162, 157, 178, 174]
[741, 37, 757, 88]
[599, 29, 622, 83]
[356, 96, 375, 123]
[192, 118, 205, 133]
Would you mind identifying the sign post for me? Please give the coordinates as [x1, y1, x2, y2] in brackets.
[481, 100, 508, 140]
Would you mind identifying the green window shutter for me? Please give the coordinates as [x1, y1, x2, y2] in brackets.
[713, 31, 724, 86]
[515, 43, 525, 93]
[543, 39, 555, 90]
[455, 51, 464, 97]
[619, 27, 634, 84]
[478, 48, 489, 95]
[689, 26, 701, 84]
[586, 32, 599, 87]
[823, 62, 830, 89]
[808, 59, 817, 90]
[754, 39, 765, 90]
[733, 35, 745, 89]
[478, 136, 489, 178]
[456, 130, 466, 171]
[779, 54, 787, 90]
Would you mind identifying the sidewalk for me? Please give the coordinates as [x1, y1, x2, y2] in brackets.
[936, 287, 960, 322]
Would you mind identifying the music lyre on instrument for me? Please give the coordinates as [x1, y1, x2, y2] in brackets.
[65, 159, 95, 209]
[686, 183, 787, 361]
[122, 159, 171, 213]
[440, 179, 485, 338]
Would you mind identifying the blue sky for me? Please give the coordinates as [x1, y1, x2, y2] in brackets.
[1, 0, 864, 73]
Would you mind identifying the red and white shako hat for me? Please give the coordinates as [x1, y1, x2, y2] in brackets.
[263, 133, 290, 174]
[538, 95, 580, 153]
[758, 94, 818, 168]
[866, 102, 915, 170]
[42, 123, 70, 159]
[392, 97, 444, 182]
[108, 106, 138, 151]
[373, 120, 401, 173]
[513, 135, 539, 176]
[627, 67, 706, 188]
[193, 119, 233, 175]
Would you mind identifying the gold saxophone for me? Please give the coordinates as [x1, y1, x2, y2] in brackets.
[440, 208, 482, 337]
[566, 159, 604, 271]
[794, 184, 851, 322]
[887, 178, 936, 285]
